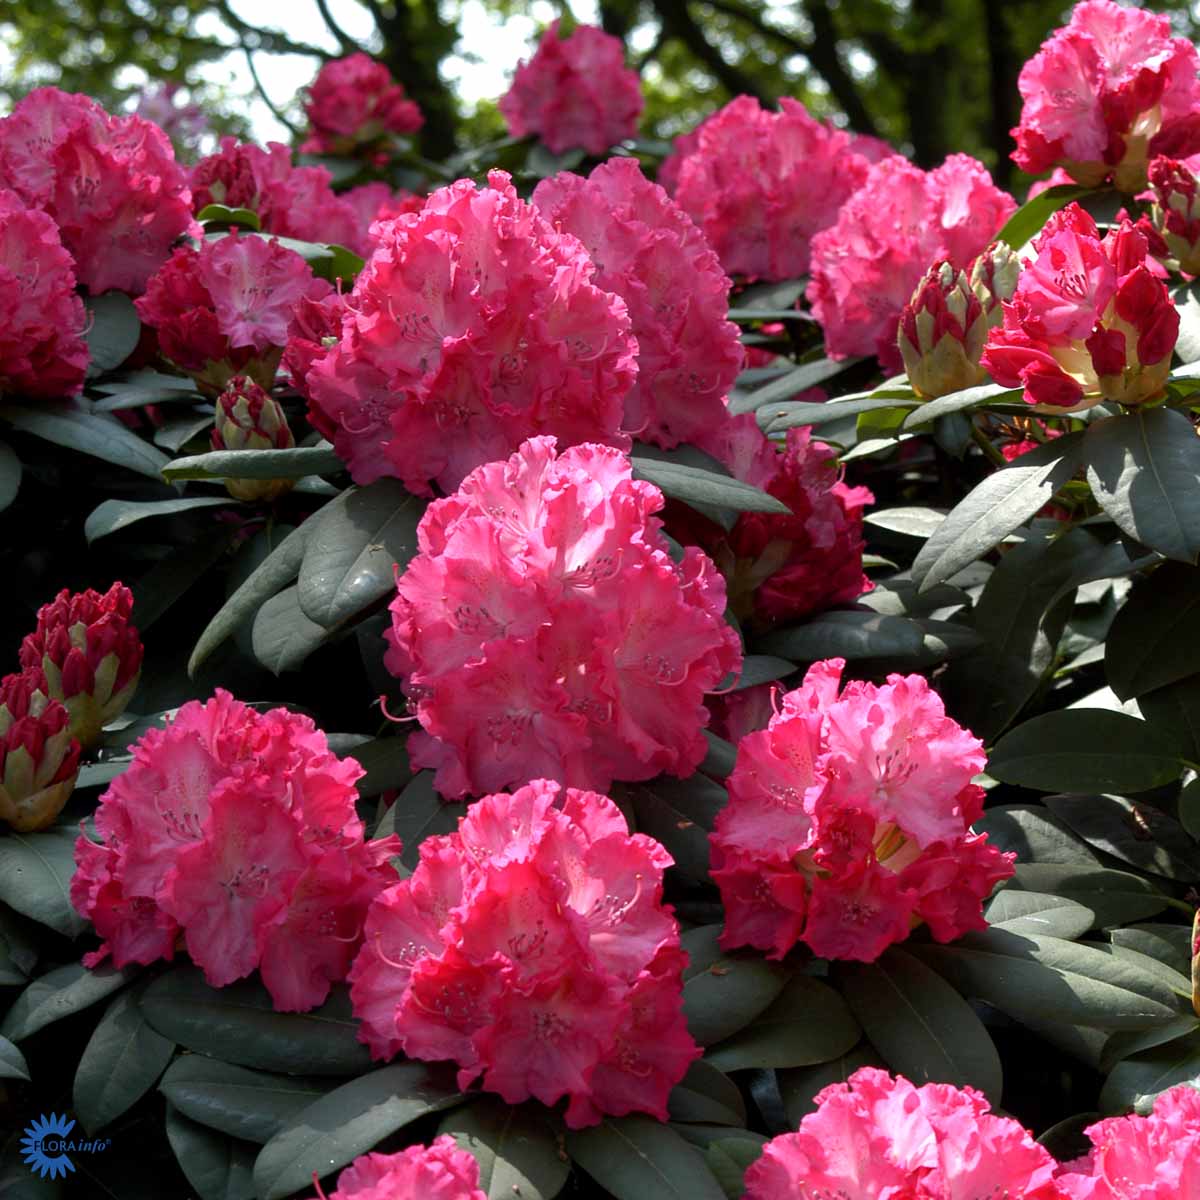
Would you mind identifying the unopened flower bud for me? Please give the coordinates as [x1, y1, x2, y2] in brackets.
[0, 671, 81, 831]
[898, 261, 988, 399]
[19, 584, 143, 748]
[212, 375, 296, 502]
[968, 241, 1020, 326]
[1149, 156, 1200, 275]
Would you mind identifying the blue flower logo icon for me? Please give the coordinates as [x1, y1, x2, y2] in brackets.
[20, 1113, 77, 1180]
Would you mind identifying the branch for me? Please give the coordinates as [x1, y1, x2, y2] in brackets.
[212, 0, 334, 60]
[243, 45, 300, 135]
[314, 0, 358, 53]
[651, 0, 771, 102]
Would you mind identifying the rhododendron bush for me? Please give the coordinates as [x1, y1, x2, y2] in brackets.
[8, 4, 1200, 1198]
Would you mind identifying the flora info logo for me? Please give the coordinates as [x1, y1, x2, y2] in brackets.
[20, 1113, 111, 1180]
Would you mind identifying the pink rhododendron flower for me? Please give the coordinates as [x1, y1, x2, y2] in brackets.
[70, 690, 401, 1011]
[745, 1068, 1062, 1200]
[283, 288, 347, 403]
[808, 154, 1015, 369]
[20, 583, 142, 748]
[982, 203, 1178, 412]
[1027, 166, 1079, 200]
[134, 83, 206, 155]
[348, 778, 697, 1127]
[499, 20, 642, 155]
[671, 96, 872, 281]
[384, 436, 741, 799]
[675, 420, 873, 627]
[711, 658, 1011, 961]
[306, 171, 637, 496]
[191, 137, 363, 253]
[1012, 0, 1200, 192]
[656, 123, 704, 195]
[136, 233, 329, 394]
[0, 86, 195, 294]
[312, 1137, 485, 1200]
[1057, 1084, 1200, 1198]
[0, 188, 88, 398]
[532, 157, 742, 448]
[338, 181, 425, 253]
[0, 669, 81, 832]
[1145, 155, 1200, 274]
[302, 53, 423, 159]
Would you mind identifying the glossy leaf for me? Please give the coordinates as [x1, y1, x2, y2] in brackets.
[1, 962, 135, 1042]
[85, 496, 234, 543]
[1105, 562, 1200, 699]
[163, 444, 343, 483]
[1, 402, 170, 480]
[84, 292, 142, 376]
[680, 926, 788, 1047]
[438, 1099, 569, 1200]
[164, 1105, 257, 1200]
[251, 586, 328, 674]
[631, 455, 789, 515]
[0, 828, 89, 937]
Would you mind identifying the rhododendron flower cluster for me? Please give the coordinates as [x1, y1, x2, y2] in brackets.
[133, 83, 206, 155]
[808, 154, 1015, 369]
[302, 53, 423, 159]
[711, 658, 1012, 961]
[1146, 155, 1200, 275]
[1057, 1084, 1200, 1197]
[348, 778, 697, 1127]
[684, 421, 873, 627]
[744, 1068, 1062, 1200]
[670, 96, 873, 281]
[306, 171, 637, 496]
[898, 243, 1019, 399]
[20, 584, 142, 749]
[71, 690, 401, 1011]
[212, 375, 296, 502]
[191, 137, 365, 252]
[384, 436, 741, 798]
[312, 1138, 485, 1200]
[499, 20, 643, 156]
[0, 670, 81, 832]
[0, 188, 88, 398]
[0, 86, 194, 294]
[136, 233, 329, 394]
[982, 204, 1179, 411]
[1013, 0, 1200, 192]
[532, 157, 742, 448]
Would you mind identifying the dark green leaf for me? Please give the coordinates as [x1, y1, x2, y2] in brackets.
[566, 1116, 726, 1200]
[85, 496, 234, 543]
[1045, 793, 1200, 881]
[680, 926, 788, 1046]
[1007, 862, 1168, 927]
[0, 828, 89, 937]
[863, 507, 947, 538]
[251, 586, 328, 674]
[667, 1061, 747, 1127]
[1098, 1031, 1200, 1114]
[140, 967, 372, 1076]
[374, 772, 466, 869]
[838, 949, 1002, 1103]
[1181, 778, 1200, 841]
[995, 183, 1095, 249]
[85, 292, 142, 376]
[985, 890, 1096, 940]
[1140, 675, 1200, 762]
[1, 402, 170, 480]
[778, 1044, 884, 1126]
[909, 433, 1084, 590]
[0, 439, 21, 514]
[902, 383, 1023, 428]
[73, 986, 174, 1133]
[1, 963, 134, 1042]
[297, 480, 423, 629]
[728, 358, 859, 416]
[974, 804, 1099, 867]
[188, 522, 309, 675]
[626, 775, 726, 882]
[0, 1035, 29, 1081]
[989, 710, 1183, 793]
[732, 655, 796, 690]
[1114, 926, 1193, 977]
[163, 444, 343, 483]
[706, 973, 860, 1072]
[196, 204, 262, 230]
[1102, 1015, 1200, 1073]
[0, 905, 39, 985]
[164, 1106, 257, 1200]
[764, 394, 918, 432]
[1085, 408, 1200, 563]
[912, 927, 1182, 1030]
[438, 1099, 569, 1200]
[343, 737, 411, 797]
[252, 1062, 464, 1200]
[705, 1139, 763, 1200]
[631, 454, 789, 514]
[160, 1057, 329, 1145]
[132, 533, 233, 633]
[758, 610, 925, 661]
[1105, 562, 1200, 699]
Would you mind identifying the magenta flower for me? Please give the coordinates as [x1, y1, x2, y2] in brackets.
[311, 1137, 485, 1200]
[711, 659, 1012, 962]
[532, 156, 743, 449]
[384, 436, 741, 799]
[301, 53, 423, 159]
[348, 778, 697, 1128]
[1013, 0, 1200, 192]
[499, 20, 642, 156]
